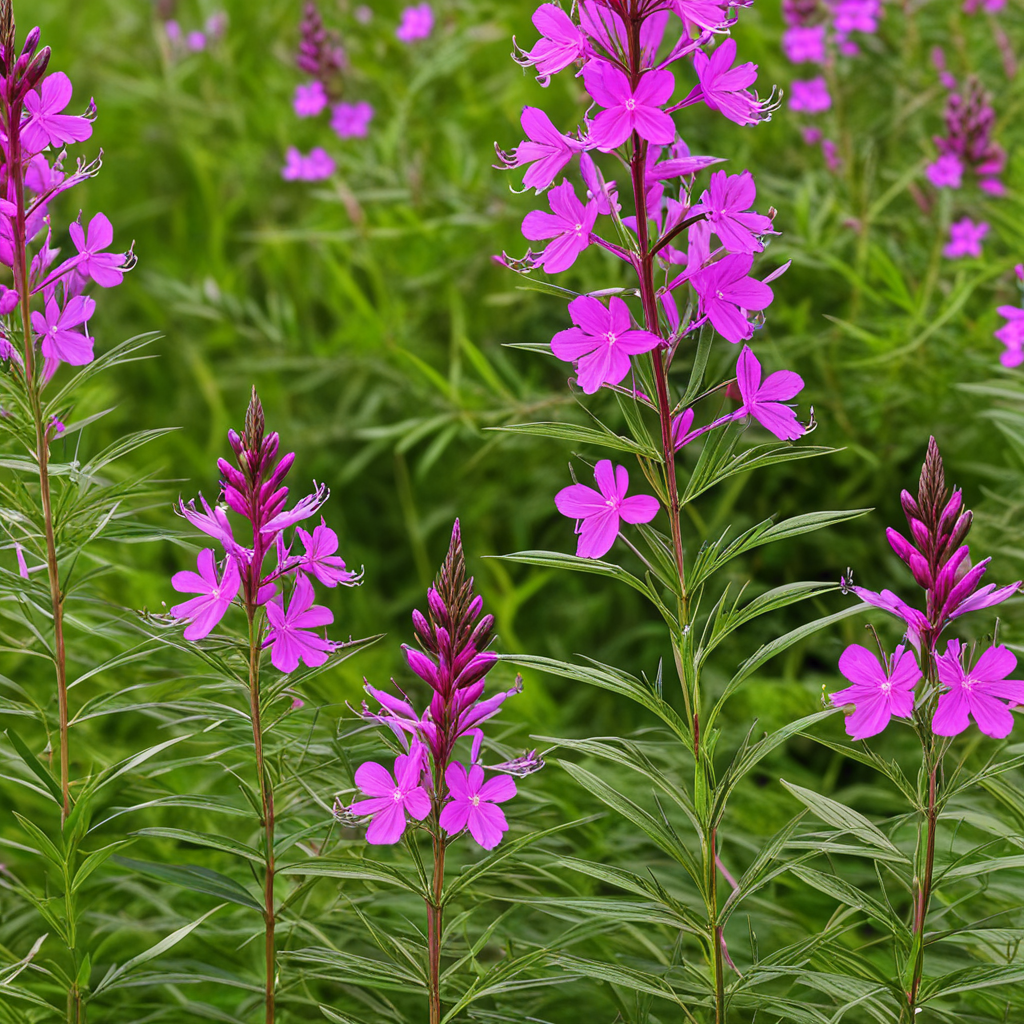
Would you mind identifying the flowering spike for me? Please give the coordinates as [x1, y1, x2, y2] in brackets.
[243, 386, 265, 457]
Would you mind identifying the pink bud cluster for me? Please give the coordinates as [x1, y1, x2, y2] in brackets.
[834, 439, 1023, 741]
[350, 522, 536, 850]
[171, 390, 360, 674]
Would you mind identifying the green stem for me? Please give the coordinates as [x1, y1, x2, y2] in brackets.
[427, 831, 446, 1024]
[709, 826, 725, 1024]
[908, 757, 938, 1015]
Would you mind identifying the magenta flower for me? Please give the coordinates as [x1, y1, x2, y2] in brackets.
[735, 345, 806, 441]
[583, 63, 676, 151]
[692, 170, 774, 254]
[925, 154, 964, 190]
[396, 3, 433, 43]
[782, 25, 826, 64]
[440, 762, 516, 850]
[30, 295, 95, 366]
[294, 81, 328, 118]
[551, 295, 661, 394]
[933, 640, 1024, 739]
[186, 30, 207, 52]
[498, 107, 584, 193]
[282, 146, 335, 182]
[689, 39, 769, 127]
[671, 0, 732, 31]
[788, 77, 831, 114]
[171, 549, 242, 641]
[68, 213, 127, 288]
[295, 518, 360, 587]
[690, 254, 774, 344]
[555, 459, 660, 559]
[846, 584, 931, 650]
[830, 644, 920, 740]
[672, 408, 697, 450]
[350, 747, 431, 844]
[21, 72, 93, 154]
[943, 217, 988, 259]
[515, 3, 587, 81]
[521, 180, 598, 274]
[833, 0, 881, 34]
[264, 575, 336, 672]
[331, 101, 374, 139]
[995, 304, 1024, 368]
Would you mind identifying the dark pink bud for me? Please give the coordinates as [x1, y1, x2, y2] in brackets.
[452, 678, 487, 714]
[218, 457, 246, 490]
[411, 608, 432, 645]
[469, 614, 495, 650]
[937, 489, 963, 536]
[886, 527, 916, 564]
[939, 557, 990, 620]
[21, 26, 40, 58]
[404, 645, 440, 689]
[909, 518, 930, 550]
[454, 651, 498, 690]
[427, 587, 448, 622]
[25, 48, 49, 89]
[452, 642, 479, 677]
[467, 594, 484, 621]
[264, 432, 280, 464]
[263, 487, 289, 518]
[909, 552, 932, 589]
[228, 428, 244, 455]
[223, 485, 248, 517]
[266, 451, 296, 489]
[944, 510, 973, 553]
[933, 545, 970, 603]
[901, 489, 921, 521]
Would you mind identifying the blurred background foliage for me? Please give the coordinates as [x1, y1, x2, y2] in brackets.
[3, 0, 1024, 1020]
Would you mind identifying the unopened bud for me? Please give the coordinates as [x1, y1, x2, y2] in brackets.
[21, 26, 40, 58]
[243, 386, 265, 452]
[900, 488, 921, 521]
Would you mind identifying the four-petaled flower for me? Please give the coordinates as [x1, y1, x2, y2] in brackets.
[830, 644, 920, 740]
[516, 3, 587, 81]
[943, 217, 988, 260]
[30, 295, 96, 366]
[331, 101, 374, 139]
[692, 170, 774, 254]
[264, 574, 336, 672]
[925, 154, 963, 190]
[439, 762, 517, 850]
[583, 63, 676, 151]
[396, 3, 433, 43]
[294, 81, 328, 118]
[555, 459, 660, 559]
[551, 295, 661, 394]
[21, 72, 93, 154]
[171, 549, 242, 641]
[735, 345, 806, 441]
[350, 747, 431, 844]
[500, 107, 584, 193]
[521, 180, 597, 274]
[690, 253, 774, 343]
[296, 518, 360, 587]
[933, 640, 1024, 739]
[690, 39, 769, 127]
[788, 77, 831, 114]
[69, 213, 127, 288]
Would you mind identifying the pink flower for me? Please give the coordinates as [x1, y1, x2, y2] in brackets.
[925, 154, 964, 190]
[515, 3, 587, 81]
[498, 107, 584, 193]
[187, 30, 207, 52]
[735, 345, 806, 441]
[845, 584, 930, 650]
[583, 63, 676, 150]
[30, 295, 95, 366]
[833, 0, 881, 34]
[68, 213, 127, 288]
[294, 81, 328, 118]
[295, 518, 360, 587]
[690, 253, 774, 343]
[171, 549, 241, 640]
[996, 304, 1024, 368]
[331, 101, 374, 139]
[690, 39, 770, 127]
[672, 408, 697, 450]
[788, 77, 831, 114]
[21, 72, 93, 155]
[943, 217, 988, 260]
[264, 574, 336, 672]
[350, 747, 431, 844]
[439, 762, 516, 850]
[521, 180, 598, 274]
[691, 170, 774, 254]
[555, 459, 660, 559]
[933, 640, 1024, 739]
[782, 25, 826, 64]
[830, 644, 920, 740]
[396, 3, 433, 43]
[551, 295, 661, 394]
[15, 544, 29, 580]
[671, 0, 733, 31]
[282, 146, 336, 182]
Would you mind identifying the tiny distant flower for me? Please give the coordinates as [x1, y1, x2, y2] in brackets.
[782, 25, 826, 64]
[995, 304, 1024, 368]
[171, 549, 242, 641]
[331, 101, 374, 139]
[551, 295, 661, 394]
[735, 345, 806, 441]
[294, 81, 328, 118]
[206, 12, 229, 39]
[925, 154, 964, 190]
[521, 180, 598, 274]
[21, 73, 94, 155]
[515, 3, 587, 81]
[68, 213, 127, 288]
[801, 126, 822, 145]
[692, 170, 774, 254]
[833, 0, 881, 34]
[583, 63, 676, 150]
[48, 415, 65, 437]
[295, 518, 360, 587]
[281, 146, 335, 182]
[264, 574, 336, 672]
[396, 3, 433, 43]
[30, 295, 95, 366]
[350, 747, 431, 844]
[689, 39, 770, 127]
[497, 107, 585, 193]
[822, 138, 842, 172]
[943, 217, 988, 260]
[690, 253, 774, 344]
[15, 544, 29, 580]
[291, 697, 305, 710]
[789, 77, 831, 114]
[933, 640, 1024, 739]
[186, 30, 207, 51]
[355, 5, 373, 23]
[555, 459, 660, 559]
[165, 20, 182, 44]
[440, 762, 516, 850]
[830, 644, 919, 740]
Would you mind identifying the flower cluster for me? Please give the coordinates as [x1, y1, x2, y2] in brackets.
[833, 438, 1022, 740]
[994, 264, 1024, 368]
[162, 10, 228, 58]
[498, 1, 808, 560]
[0, 30, 133, 383]
[349, 522, 535, 849]
[171, 389, 360, 672]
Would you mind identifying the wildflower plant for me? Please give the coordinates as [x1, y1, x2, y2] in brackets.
[492, 1, 870, 1019]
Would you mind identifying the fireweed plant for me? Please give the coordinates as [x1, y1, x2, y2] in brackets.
[491, 1, 872, 1020]
[289, 522, 546, 1024]
[151, 387, 373, 1024]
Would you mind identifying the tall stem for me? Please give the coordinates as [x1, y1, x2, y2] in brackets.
[247, 612, 275, 1024]
[708, 825, 725, 1024]
[908, 756, 938, 1014]
[427, 830, 446, 1024]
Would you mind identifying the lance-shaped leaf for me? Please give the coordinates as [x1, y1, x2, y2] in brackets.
[112, 857, 263, 911]
[489, 421, 661, 457]
[492, 551, 654, 601]
[790, 865, 907, 938]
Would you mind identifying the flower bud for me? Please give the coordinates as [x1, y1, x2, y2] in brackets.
[909, 517, 930, 551]
[943, 510, 973, 555]
[468, 613, 494, 651]
[266, 450, 296, 490]
[21, 26, 40, 58]
[227, 428, 243, 455]
[427, 586, 448, 623]
[467, 594, 484, 622]
[411, 608, 435, 649]
[404, 645, 440, 689]
[217, 457, 246, 490]
[908, 552, 932, 589]
[886, 527, 915, 565]
[936, 488, 963, 538]
[900, 488, 921, 523]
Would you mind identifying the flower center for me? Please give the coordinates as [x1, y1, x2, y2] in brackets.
[392, 787, 403, 802]
[880, 680, 892, 694]
[716, 289, 725, 300]
[605, 331, 617, 347]
[625, 98, 636, 111]
[471, 794, 480, 806]
[574, 222, 583, 234]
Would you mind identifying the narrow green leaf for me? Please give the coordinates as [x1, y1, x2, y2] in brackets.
[278, 858, 425, 897]
[112, 857, 263, 911]
[491, 550, 654, 600]
[790, 865, 906, 937]
[5, 729, 64, 807]
[488, 421, 659, 457]
[132, 827, 263, 864]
